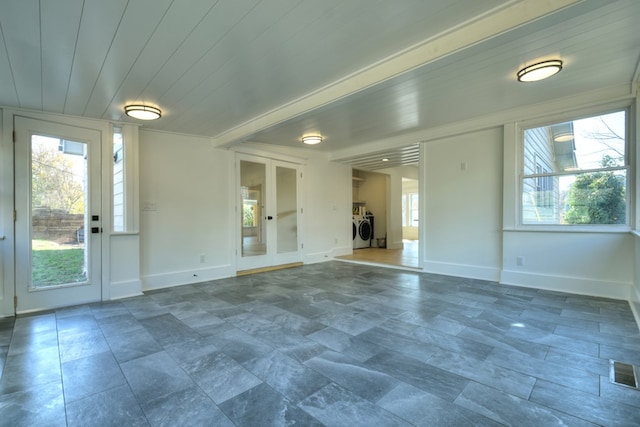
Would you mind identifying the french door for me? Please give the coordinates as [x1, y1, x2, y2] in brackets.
[14, 117, 102, 313]
[236, 154, 302, 271]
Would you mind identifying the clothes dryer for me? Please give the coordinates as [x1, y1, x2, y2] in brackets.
[354, 215, 372, 248]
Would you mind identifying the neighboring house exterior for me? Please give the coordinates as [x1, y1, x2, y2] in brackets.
[522, 123, 577, 224]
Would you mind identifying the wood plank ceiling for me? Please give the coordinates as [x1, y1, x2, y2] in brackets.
[0, 0, 639, 170]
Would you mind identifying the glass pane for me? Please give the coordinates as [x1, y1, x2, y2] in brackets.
[31, 135, 88, 288]
[113, 127, 124, 232]
[240, 160, 266, 257]
[522, 170, 626, 225]
[276, 166, 297, 253]
[524, 111, 626, 174]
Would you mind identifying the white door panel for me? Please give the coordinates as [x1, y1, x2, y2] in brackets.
[237, 154, 302, 271]
[14, 117, 102, 312]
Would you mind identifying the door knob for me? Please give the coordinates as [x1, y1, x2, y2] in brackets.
[266, 216, 273, 220]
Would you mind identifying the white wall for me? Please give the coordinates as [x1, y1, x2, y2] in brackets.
[632, 234, 640, 326]
[0, 111, 8, 316]
[139, 130, 234, 290]
[503, 231, 633, 299]
[304, 154, 352, 262]
[423, 127, 503, 281]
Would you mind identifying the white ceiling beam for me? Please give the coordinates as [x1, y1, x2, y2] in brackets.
[212, 0, 585, 148]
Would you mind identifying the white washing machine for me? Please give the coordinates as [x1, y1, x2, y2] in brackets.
[353, 215, 372, 248]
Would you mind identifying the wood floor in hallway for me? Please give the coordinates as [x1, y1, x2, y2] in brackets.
[337, 239, 419, 268]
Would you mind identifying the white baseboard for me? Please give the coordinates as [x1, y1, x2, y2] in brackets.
[422, 260, 500, 282]
[501, 270, 631, 300]
[387, 240, 403, 250]
[142, 265, 233, 292]
[305, 251, 333, 264]
[109, 280, 143, 300]
[630, 286, 640, 333]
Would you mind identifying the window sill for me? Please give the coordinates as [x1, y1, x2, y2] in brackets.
[504, 226, 631, 234]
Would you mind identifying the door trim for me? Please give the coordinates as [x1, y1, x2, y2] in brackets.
[235, 153, 304, 273]
[13, 115, 105, 314]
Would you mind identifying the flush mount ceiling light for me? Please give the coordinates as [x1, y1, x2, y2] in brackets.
[553, 132, 574, 142]
[301, 135, 322, 145]
[124, 104, 162, 120]
[517, 59, 563, 82]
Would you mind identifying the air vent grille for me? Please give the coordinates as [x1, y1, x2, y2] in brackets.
[609, 360, 639, 390]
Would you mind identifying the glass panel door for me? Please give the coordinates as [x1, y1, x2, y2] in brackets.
[15, 117, 102, 313]
[240, 160, 267, 258]
[237, 155, 301, 271]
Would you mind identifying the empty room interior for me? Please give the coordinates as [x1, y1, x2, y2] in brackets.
[1, 1, 640, 425]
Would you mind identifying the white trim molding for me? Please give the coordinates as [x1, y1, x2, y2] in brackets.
[501, 270, 632, 301]
[142, 265, 233, 292]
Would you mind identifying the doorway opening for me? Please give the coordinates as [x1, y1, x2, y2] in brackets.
[339, 169, 419, 269]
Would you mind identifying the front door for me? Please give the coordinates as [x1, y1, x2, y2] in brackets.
[14, 117, 102, 313]
[237, 154, 302, 271]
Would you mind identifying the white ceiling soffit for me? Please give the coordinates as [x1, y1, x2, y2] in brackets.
[338, 144, 420, 171]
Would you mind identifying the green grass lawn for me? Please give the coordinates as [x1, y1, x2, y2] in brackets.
[32, 240, 86, 287]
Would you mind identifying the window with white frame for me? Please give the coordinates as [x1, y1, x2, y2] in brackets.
[113, 126, 125, 232]
[521, 109, 628, 225]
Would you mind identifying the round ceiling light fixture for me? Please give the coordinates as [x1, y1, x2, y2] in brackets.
[124, 104, 162, 120]
[301, 135, 322, 145]
[553, 132, 574, 142]
[517, 59, 563, 82]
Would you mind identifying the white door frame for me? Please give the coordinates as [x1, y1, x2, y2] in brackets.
[14, 116, 104, 313]
[235, 153, 303, 272]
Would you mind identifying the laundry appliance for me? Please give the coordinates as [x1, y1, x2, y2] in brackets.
[353, 215, 373, 249]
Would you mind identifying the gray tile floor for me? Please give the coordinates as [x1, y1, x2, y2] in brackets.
[1, 261, 640, 426]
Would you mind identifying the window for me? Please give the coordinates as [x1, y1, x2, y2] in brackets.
[410, 193, 419, 226]
[113, 127, 125, 232]
[402, 194, 406, 227]
[402, 193, 419, 227]
[521, 110, 628, 225]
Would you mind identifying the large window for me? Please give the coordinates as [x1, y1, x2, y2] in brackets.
[521, 110, 628, 225]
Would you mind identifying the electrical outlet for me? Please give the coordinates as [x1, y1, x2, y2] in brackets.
[199, 254, 206, 263]
[516, 256, 524, 266]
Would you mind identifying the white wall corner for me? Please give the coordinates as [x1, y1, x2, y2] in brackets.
[630, 285, 640, 333]
[387, 240, 404, 250]
[501, 270, 632, 301]
[109, 280, 143, 300]
[141, 265, 234, 292]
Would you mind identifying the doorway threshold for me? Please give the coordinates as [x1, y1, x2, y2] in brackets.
[237, 262, 303, 276]
[334, 257, 422, 272]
